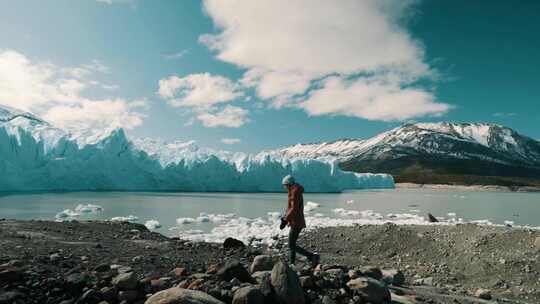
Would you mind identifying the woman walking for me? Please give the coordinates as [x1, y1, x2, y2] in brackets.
[282, 175, 320, 266]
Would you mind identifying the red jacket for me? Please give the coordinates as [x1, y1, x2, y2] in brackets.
[286, 183, 306, 229]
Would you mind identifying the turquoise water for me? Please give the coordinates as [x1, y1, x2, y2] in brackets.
[0, 189, 539, 240]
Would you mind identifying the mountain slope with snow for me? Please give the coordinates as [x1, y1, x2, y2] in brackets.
[276, 122, 540, 186]
[0, 105, 393, 192]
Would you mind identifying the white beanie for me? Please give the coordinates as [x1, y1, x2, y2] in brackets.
[281, 175, 295, 185]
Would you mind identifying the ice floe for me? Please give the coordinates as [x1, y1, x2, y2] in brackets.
[144, 220, 162, 230]
[75, 204, 104, 213]
[110, 215, 139, 222]
[304, 201, 320, 212]
[176, 217, 195, 224]
[175, 209, 440, 246]
[55, 203, 104, 221]
[55, 209, 80, 220]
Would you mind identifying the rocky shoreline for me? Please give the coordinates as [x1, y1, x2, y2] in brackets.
[1, 220, 538, 304]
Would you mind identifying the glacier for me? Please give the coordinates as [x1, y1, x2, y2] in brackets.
[0, 106, 394, 192]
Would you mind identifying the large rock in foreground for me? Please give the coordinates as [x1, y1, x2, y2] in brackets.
[232, 286, 265, 304]
[145, 287, 224, 304]
[271, 260, 305, 304]
[347, 277, 391, 304]
[250, 255, 274, 273]
[217, 260, 255, 283]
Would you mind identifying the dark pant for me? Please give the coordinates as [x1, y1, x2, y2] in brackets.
[289, 227, 313, 264]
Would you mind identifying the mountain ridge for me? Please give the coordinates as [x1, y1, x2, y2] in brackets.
[276, 122, 540, 187]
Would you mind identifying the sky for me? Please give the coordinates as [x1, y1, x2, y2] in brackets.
[0, 0, 538, 152]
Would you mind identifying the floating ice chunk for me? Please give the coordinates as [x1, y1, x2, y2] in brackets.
[267, 212, 281, 219]
[305, 201, 320, 212]
[332, 208, 360, 217]
[359, 210, 383, 219]
[387, 213, 424, 221]
[346, 200, 354, 204]
[55, 209, 80, 219]
[111, 215, 139, 222]
[208, 213, 236, 223]
[75, 204, 104, 213]
[447, 212, 457, 217]
[176, 217, 195, 224]
[196, 213, 210, 223]
[314, 213, 324, 217]
[470, 219, 493, 225]
[185, 229, 204, 234]
[144, 220, 161, 230]
[409, 209, 420, 213]
[504, 220, 514, 226]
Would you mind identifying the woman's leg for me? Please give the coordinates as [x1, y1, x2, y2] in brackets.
[289, 227, 313, 264]
[288, 227, 299, 263]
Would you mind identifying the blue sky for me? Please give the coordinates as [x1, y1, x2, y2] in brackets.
[0, 0, 538, 152]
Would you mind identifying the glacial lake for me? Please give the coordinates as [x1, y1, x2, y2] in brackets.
[1, 188, 539, 244]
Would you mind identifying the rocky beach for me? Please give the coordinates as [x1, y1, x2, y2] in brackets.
[1, 219, 539, 304]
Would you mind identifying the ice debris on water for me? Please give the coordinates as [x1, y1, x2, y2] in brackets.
[304, 201, 320, 212]
[75, 204, 104, 213]
[110, 215, 139, 222]
[55, 203, 104, 221]
[144, 220, 162, 230]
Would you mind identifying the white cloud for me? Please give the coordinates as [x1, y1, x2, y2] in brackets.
[196, 106, 249, 128]
[0, 50, 82, 110]
[0, 49, 144, 133]
[200, 0, 452, 121]
[221, 138, 241, 145]
[241, 68, 312, 100]
[43, 99, 145, 132]
[300, 76, 451, 121]
[158, 73, 243, 107]
[158, 73, 249, 127]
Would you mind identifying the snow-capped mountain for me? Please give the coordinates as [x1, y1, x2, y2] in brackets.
[0, 105, 393, 192]
[276, 122, 540, 185]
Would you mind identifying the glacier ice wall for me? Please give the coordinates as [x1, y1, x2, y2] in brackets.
[0, 121, 394, 192]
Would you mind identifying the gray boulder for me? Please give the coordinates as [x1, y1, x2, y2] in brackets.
[223, 237, 245, 249]
[217, 260, 255, 283]
[145, 288, 224, 304]
[232, 286, 265, 304]
[250, 255, 274, 273]
[346, 277, 391, 304]
[474, 289, 492, 300]
[271, 260, 305, 304]
[381, 269, 405, 286]
[427, 213, 439, 223]
[112, 272, 138, 290]
[251, 271, 271, 283]
[360, 266, 383, 280]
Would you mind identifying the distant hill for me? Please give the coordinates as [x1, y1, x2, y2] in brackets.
[276, 122, 540, 187]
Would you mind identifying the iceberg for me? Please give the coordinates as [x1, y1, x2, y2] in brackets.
[0, 105, 394, 192]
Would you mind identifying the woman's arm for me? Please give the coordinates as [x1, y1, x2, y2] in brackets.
[285, 188, 298, 221]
